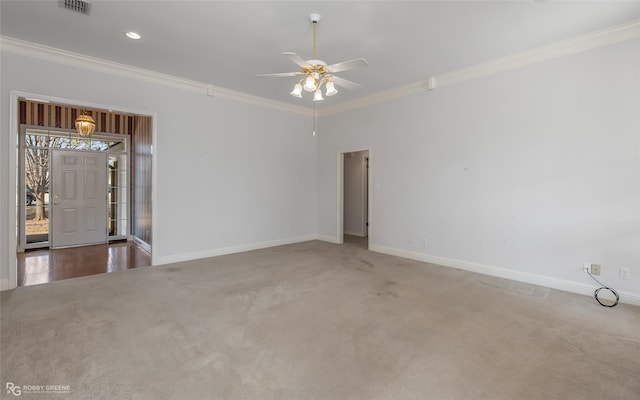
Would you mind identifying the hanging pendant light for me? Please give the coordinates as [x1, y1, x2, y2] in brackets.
[75, 109, 96, 137]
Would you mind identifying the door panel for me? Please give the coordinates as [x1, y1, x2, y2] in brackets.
[84, 208, 98, 230]
[85, 171, 98, 198]
[62, 169, 76, 198]
[51, 150, 107, 248]
[62, 209, 77, 233]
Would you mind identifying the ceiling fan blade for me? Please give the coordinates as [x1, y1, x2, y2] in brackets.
[256, 72, 302, 78]
[330, 75, 362, 90]
[326, 58, 368, 73]
[282, 52, 309, 68]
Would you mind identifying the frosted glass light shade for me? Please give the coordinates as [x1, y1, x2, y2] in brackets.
[303, 76, 317, 92]
[313, 89, 324, 101]
[325, 81, 338, 96]
[290, 83, 303, 98]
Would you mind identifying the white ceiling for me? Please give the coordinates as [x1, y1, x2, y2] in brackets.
[1, 1, 639, 108]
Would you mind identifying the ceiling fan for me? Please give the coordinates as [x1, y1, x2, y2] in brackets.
[257, 13, 368, 101]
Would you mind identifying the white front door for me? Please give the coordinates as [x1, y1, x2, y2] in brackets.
[51, 150, 107, 248]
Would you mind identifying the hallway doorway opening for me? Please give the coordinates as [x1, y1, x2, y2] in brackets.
[338, 149, 371, 248]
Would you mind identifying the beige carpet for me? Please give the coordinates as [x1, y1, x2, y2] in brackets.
[2, 239, 639, 399]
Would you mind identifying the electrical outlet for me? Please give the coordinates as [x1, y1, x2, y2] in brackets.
[421, 238, 427, 247]
[619, 267, 630, 280]
[583, 263, 601, 275]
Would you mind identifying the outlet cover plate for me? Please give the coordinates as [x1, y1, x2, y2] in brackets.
[620, 267, 630, 280]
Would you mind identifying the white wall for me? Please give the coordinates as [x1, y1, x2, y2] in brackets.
[318, 39, 640, 298]
[0, 52, 317, 286]
[344, 150, 368, 237]
[2, 37, 639, 304]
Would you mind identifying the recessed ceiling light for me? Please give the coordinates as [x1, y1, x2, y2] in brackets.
[125, 31, 141, 40]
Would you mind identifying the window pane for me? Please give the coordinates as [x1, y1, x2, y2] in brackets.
[108, 219, 127, 237]
[26, 200, 49, 244]
[91, 140, 111, 151]
[25, 133, 52, 148]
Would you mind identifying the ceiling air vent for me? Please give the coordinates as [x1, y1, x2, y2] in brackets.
[59, 0, 91, 16]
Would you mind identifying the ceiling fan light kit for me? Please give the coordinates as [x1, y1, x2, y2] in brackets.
[257, 13, 368, 101]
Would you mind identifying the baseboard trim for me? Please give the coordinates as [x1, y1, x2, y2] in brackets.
[0, 279, 11, 291]
[155, 234, 318, 265]
[369, 244, 640, 307]
[316, 235, 341, 244]
[132, 236, 152, 253]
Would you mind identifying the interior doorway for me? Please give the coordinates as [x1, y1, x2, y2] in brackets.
[339, 149, 371, 248]
[7, 93, 156, 289]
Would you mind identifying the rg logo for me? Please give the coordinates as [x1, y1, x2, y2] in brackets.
[6, 382, 21, 396]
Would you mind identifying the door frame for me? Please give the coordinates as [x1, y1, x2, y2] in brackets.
[6, 90, 158, 290]
[17, 126, 130, 251]
[337, 147, 372, 247]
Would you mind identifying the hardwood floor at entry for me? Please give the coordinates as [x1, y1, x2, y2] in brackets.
[17, 241, 151, 287]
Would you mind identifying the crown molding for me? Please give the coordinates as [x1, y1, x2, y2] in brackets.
[0, 36, 312, 117]
[432, 18, 640, 90]
[321, 18, 640, 116]
[2, 18, 639, 118]
[319, 81, 428, 117]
